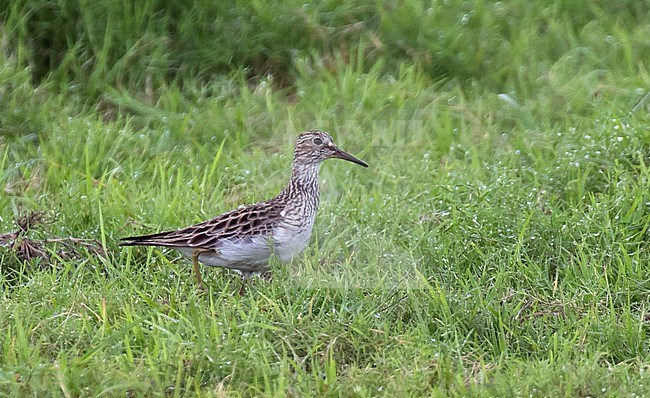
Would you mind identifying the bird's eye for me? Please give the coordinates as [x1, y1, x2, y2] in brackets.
[313, 138, 323, 146]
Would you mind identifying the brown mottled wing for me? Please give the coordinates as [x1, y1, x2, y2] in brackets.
[119, 201, 283, 249]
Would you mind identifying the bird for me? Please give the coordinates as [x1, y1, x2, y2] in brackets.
[120, 129, 368, 292]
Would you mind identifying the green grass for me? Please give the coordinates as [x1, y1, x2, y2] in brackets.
[1, 1, 650, 396]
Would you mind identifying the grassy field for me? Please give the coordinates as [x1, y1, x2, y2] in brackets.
[1, 1, 650, 396]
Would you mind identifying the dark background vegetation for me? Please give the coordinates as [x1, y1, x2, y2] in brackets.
[3, 0, 649, 94]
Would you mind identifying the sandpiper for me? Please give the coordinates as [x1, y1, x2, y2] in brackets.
[120, 130, 368, 291]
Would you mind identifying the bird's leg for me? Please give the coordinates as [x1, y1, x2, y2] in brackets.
[238, 271, 252, 296]
[191, 248, 211, 293]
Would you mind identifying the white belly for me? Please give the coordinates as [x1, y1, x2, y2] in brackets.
[176, 219, 314, 271]
[177, 235, 272, 272]
[272, 221, 314, 262]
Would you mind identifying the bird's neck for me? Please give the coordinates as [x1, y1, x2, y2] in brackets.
[286, 162, 320, 197]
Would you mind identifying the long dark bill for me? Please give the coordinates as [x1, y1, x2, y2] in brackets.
[334, 148, 368, 167]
